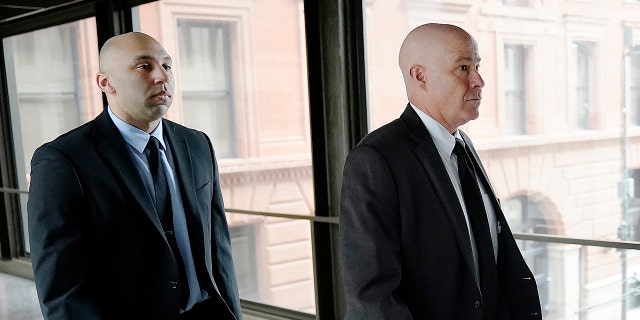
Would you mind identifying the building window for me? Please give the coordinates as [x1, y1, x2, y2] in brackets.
[504, 44, 527, 135]
[177, 20, 237, 158]
[572, 42, 592, 130]
[630, 169, 640, 241]
[630, 51, 640, 126]
[3, 21, 99, 253]
[5, 23, 84, 181]
[503, 0, 530, 6]
[229, 224, 259, 300]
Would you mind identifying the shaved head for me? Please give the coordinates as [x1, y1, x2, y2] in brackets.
[397, 23, 484, 133]
[399, 24, 475, 90]
[96, 32, 174, 133]
[99, 32, 164, 73]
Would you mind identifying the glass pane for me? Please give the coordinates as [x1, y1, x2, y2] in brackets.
[134, 0, 315, 313]
[177, 20, 237, 158]
[519, 240, 640, 319]
[227, 212, 315, 314]
[629, 52, 640, 126]
[503, 0, 530, 6]
[573, 42, 591, 130]
[363, 1, 640, 319]
[3, 18, 100, 253]
[504, 44, 526, 135]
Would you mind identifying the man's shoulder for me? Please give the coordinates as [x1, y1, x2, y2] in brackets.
[42, 119, 96, 150]
[163, 118, 206, 139]
[162, 119, 214, 159]
[357, 118, 409, 149]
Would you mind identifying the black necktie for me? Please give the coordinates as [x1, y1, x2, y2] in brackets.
[453, 139, 497, 313]
[146, 136, 189, 308]
[147, 136, 171, 224]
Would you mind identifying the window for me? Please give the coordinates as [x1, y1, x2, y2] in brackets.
[630, 50, 640, 126]
[363, 2, 640, 319]
[136, 0, 316, 314]
[572, 41, 592, 130]
[3, 19, 100, 252]
[230, 224, 259, 300]
[503, 0, 530, 6]
[177, 20, 237, 158]
[630, 169, 640, 242]
[3, 1, 640, 319]
[504, 44, 527, 135]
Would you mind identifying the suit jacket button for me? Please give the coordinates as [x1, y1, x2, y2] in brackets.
[169, 281, 178, 289]
[474, 300, 481, 309]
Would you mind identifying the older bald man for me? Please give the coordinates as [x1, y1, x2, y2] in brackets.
[339, 23, 542, 319]
[28, 32, 241, 320]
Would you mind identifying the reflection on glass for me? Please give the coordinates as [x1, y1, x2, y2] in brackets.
[4, 19, 100, 252]
[362, 1, 640, 319]
[135, 0, 315, 314]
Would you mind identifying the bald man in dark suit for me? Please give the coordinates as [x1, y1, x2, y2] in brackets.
[28, 32, 241, 320]
[339, 23, 542, 319]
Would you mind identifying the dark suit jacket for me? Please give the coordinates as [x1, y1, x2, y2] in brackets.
[339, 105, 542, 320]
[28, 110, 241, 320]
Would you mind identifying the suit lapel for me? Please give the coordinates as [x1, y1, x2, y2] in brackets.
[92, 110, 163, 232]
[163, 122, 198, 222]
[162, 121, 207, 269]
[400, 105, 477, 282]
[163, 121, 229, 304]
[460, 132, 499, 204]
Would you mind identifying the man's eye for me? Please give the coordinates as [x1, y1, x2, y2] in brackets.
[164, 65, 172, 71]
[459, 65, 468, 71]
[137, 64, 150, 70]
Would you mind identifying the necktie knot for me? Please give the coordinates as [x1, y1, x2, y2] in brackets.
[147, 136, 163, 154]
[453, 139, 470, 169]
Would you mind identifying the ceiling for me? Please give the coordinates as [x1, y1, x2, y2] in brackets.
[0, 0, 83, 24]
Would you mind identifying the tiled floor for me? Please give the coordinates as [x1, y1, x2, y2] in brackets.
[0, 273, 42, 320]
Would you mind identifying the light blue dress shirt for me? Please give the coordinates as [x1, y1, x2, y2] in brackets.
[107, 106, 207, 312]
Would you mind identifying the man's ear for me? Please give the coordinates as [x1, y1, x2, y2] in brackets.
[96, 73, 114, 93]
[409, 65, 427, 87]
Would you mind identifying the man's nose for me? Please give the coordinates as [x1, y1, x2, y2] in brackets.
[470, 71, 485, 88]
[153, 67, 170, 84]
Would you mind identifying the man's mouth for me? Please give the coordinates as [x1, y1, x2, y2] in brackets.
[467, 93, 482, 101]
[154, 91, 171, 100]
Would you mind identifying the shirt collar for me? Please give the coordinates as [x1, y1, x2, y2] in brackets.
[409, 103, 461, 158]
[107, 106, 165, 153]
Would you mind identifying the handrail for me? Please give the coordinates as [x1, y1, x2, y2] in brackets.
[3, 187, 639, 250]
[513, 233, 640, 250]
[225, 208, 339, 224]
[0, 187, 28, 194]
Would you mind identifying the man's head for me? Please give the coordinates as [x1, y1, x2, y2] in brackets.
[399, 23, 484, 134]
[96, 32, 173, 133]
